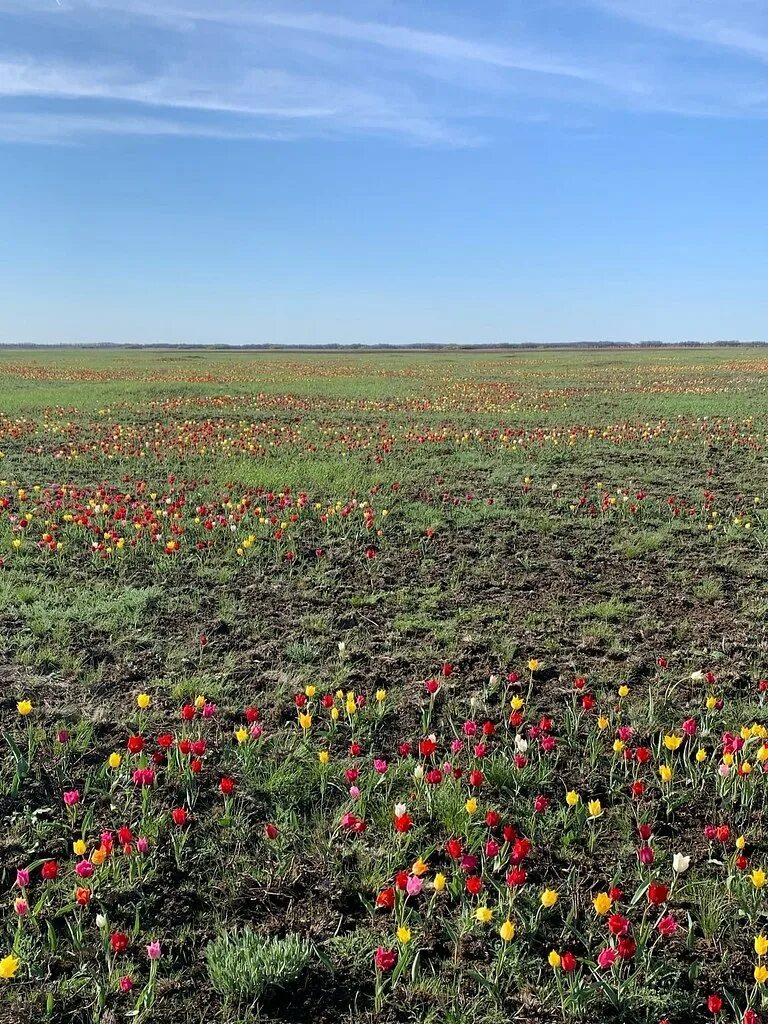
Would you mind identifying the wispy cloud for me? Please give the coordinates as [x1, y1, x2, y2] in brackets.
[589, 0, 768, 59]
[2, 0, 768, 146]
[0, 109, 301, 143]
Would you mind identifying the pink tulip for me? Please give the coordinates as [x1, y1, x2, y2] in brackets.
[406, 875, 423, 896]
[597, 947, 617, 969]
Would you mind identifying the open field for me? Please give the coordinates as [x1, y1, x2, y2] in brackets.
[1, 345, 768, 1024]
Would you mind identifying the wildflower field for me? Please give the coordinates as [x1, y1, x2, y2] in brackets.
[1, 344, 768, 1024]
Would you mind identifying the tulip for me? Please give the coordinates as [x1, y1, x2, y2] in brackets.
[597, 947, 617, 969]
[593, 892, 613, 915]
[672, 853, 691, 873]
[146, 940, 161, 960]
[657, 914, 678, 937]
[540, 888, 558, 908]
[0, 955, 19, 979]
[374, 948, 397, 972]
[406, 875, 423, 897]
[561, 951, 577, 972]
[499, 919, 515, 942]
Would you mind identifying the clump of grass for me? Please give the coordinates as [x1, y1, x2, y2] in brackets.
[693, 577, 724, 601]
[206, 930, 312, 1002]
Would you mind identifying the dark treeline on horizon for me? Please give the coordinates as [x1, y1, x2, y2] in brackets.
[0, 340, 765, 352]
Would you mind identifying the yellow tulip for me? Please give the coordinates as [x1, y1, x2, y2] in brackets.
[499, 919, 516, 942]
[0, 954, 19, 979]
[752, 868, 766, 889]
[663, 735, 682, 751]
[298, 713, 312, 731]
[465, 798, 478, 814]
[618, 685, 629, 698]
[16, 700, 32, 716]
[756, 965, 768, 984]
[318, 751, 329, 764]
[304, 685, 316, 698]
[433, 873, 446, 892]
[475, 906, 493, 924]
[548, 950, 561, 969]
[659, 765, 673, 783]
[565, 790, 580, 807]
[588, 799, 603, 817]
[593, 892, 613, 915]
[527, 659, 539, 672]
[375, 689, 387, 702]
[755, 934, 768, 957]
[136, 693, 151, 709]
[73, 840, 86, 856]
[234, 727, 248, 744]
[108, 752, 122, 769]
[397, 926, 411, 944]
[541, 889, 558, 908]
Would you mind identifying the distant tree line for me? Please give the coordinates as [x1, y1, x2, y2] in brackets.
[0, 340, 765, 351]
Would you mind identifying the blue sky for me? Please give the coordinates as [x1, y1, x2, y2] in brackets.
[1, 0, 767, 345]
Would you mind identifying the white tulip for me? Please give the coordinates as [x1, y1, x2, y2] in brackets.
[514, 735, 528, 754]
[394, 803, 407, 818]
[672, 853, 690, 873]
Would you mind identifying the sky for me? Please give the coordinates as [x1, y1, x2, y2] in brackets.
[1, 0, 767, 346]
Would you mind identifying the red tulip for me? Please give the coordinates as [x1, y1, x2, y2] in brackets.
[374, 947, 397, 971]
[375, 887, 395, 909]
[110, 932, 129, 954]
[648, 882, 668, 905]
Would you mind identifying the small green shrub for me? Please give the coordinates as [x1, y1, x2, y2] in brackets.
[206, 929, 312, 1002]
